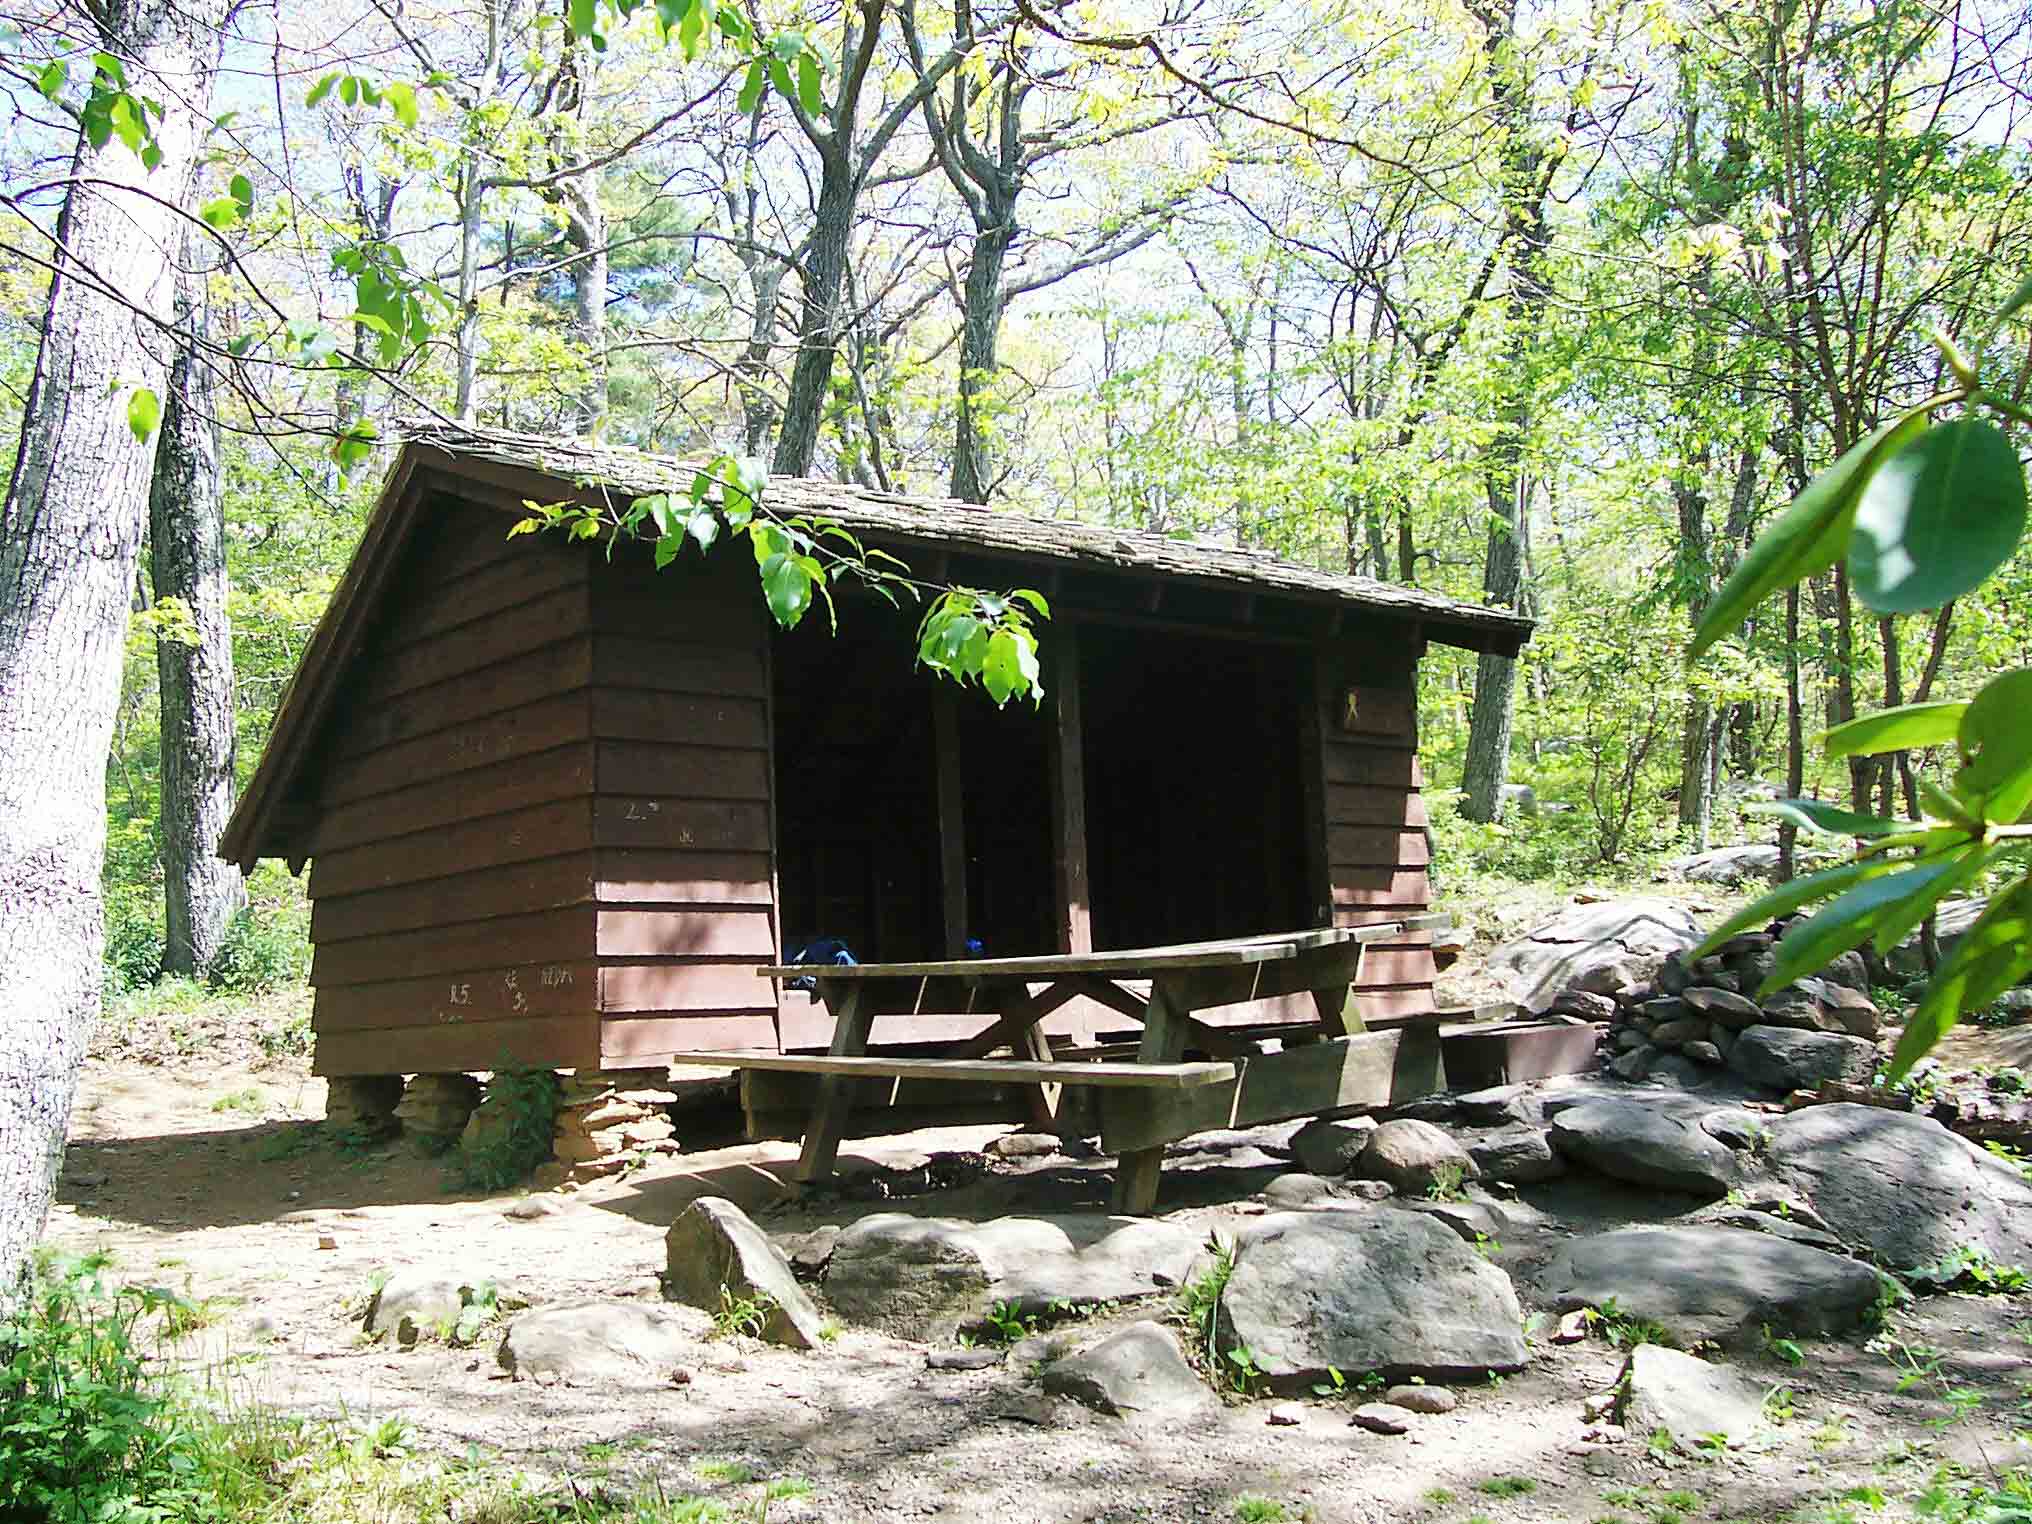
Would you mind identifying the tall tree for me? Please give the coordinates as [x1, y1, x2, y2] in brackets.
[0, 0, 225, 1292]
[150, 222, 243, 977]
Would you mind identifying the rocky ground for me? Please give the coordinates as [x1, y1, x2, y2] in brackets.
[46, 975, 2032, 1524]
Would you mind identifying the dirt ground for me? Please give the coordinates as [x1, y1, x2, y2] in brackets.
[45, 1006, 2032, 1524]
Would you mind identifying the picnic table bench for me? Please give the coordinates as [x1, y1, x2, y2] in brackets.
[666, 914, 1452, 1214]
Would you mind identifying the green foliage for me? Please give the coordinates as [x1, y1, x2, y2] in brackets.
[710, 1284, 778, 1339]
[453, 1066, 561, 1191]
[1424, 1161, 1469, 1203]
[1689, 283, 2032, 1080]
[1475, 1476, 1538, 1498]
[1903, 1244, 2031, 1294]
[1587, 1298, 1675, 1351]
[1175, 1233, 1237, 1375]
[1233, 1498, 1290, 1523]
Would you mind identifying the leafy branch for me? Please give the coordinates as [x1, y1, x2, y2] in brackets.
[1687, 274, 2032, 1079]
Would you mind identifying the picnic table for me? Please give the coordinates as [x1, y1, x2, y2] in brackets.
[666, 914, 1452, 1214]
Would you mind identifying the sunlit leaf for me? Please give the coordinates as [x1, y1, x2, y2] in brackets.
[736, 59, 765, 113]
[126, 387, 160, 443]
[1822, 701, 1967, 761]
[1955, 667, 2032, 824]
[796, 52, 822, 116]
[1849, 419, 2027, 614]
[1887, 881, 2032, 1080]
[1690, 410, 1929, 658]
[1687, 860, 1885, 962]
[1754, 799, 1901, 839]
[198, 196, 242, 231]
[1759, 856, 1977, 997]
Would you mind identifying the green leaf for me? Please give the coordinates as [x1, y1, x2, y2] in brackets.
[653, 533, 683, 570]
[1849, 419, 2028, 614]
[1869, 845, 1995, 960]
[1886, 880, 2032, 1080]
[1759, 856, 1978, 997]
[770, 29, 807, 58]
[306, 72, 338, 107]
[1991, 272, 2032, 332]
[1687, 860, 1885, 962]
[568, 0, 598, 37]
[685, 509, 719, 552]
[198, 196, 242, 231]
[1690, 411, 1929, 658]
[383, 80, 419, 128]
[981, 627, 1042, 705]
[761, 553, 813, 627]
[126, 387, 160, 442]
[1956, 667, 2032, 824]
[767, 56, 795, 106]
[338, 74, 359, 107]
[1754, 799, 1902, 839]
[37, 60, 67, 101]
[736, 59, 766, 114]
[796, 52, 823, 116]
[229, 172, 254, 212]
[1009, 588, 1051, 618]
[1822, 701, 1968, 761]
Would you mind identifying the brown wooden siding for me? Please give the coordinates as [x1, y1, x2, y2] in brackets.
[583, 548, 781, 1068]
[305, 504, 600, 1075]
[1313, 641, 1437, 1020]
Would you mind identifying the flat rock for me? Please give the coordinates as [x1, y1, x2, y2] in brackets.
[1351, 1402, 1409, 1434]
[1729, 1027, 1877, 1094]
[1766, 1104, 2032, 1269]
[664, 1196, 825, 1348]
[1455, 1083, 1549, 1128]
[1267, 1400, 1305, 1426]
[495, 1300, 692, 1386]
[1291, 1116, 1378, 1176]
[1536, 1226, 1882, 1349]
[1385, 1384, 1457, 1413]
[987, 1131, 1063, 1160]
[1400, 1199, 1509, 1244]
[1547, 1099, 1738, 1195]
[927, 1347, 1006, 1370]
[1684, 1204, 1850, 1255]
[364, 1270, 473, 1345]
[1617, 1344, 1768, 1451]
[1467, 1126, 1565, 1183]
[1669, 845, 1782, 886]
[1040, 1321, 1213, 1420]
[1355, 1119, 1478, 1195]
[1221, 1209, 1528, 1386]
[824, 1214, 1201, 1341]
[1488, 898, 1701, 1012]
[1264, 1172, 1352, 1208]
[1681, 987, 1763, 1028]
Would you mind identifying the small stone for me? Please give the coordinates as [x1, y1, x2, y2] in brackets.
[1040, 1322, 1213, 1420]
[1551, 1309, 1590, 1344]
[1550, 990, 1618, 1023]
[1355, 1120, 1478, 1195]
[1352, 1403, 1409, 1434]
[1641, 998, 1689, 1025]
[1614, 1028, 1647, 1053]
[1291, 1117, 1380, 1176]
[987, 1132, 1061, 1160]
[1582, 1391, 1616, 1421]
[1468, 1126, 1564, 1184]
[1581, 1423, 1628, 1445]
[1650, 1018, 1706, 1047]
[317, 1234, 338, 1250]
[664, 1196, 826, 1349]
[1681, 987, 1763, 1028]
[504, 1197, 556, 1221]
[1609, 1044, 1658, 1081]
[1616, 1344, 1769, 1453]
[1267, 1401, 1305, 1426]
[1683, 1041, 1724, 1067]
[1384, 1384, 1456, 1413]
[1730, 1027, 1877, 1094]
[1264, 1173, 1346, 1209]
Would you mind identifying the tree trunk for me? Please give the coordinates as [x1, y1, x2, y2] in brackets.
[1460, 482, 1528, 822]
[0, 0, 221, 1294]
[951, 211, 1013, 503]
[738, 260, 784, 456]
[563, 178, 608, 432]
[773, 151, 857, 477]
[150, 234, 244, 977]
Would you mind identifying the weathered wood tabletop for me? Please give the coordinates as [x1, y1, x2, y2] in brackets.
[666, 914, 1452, 1214]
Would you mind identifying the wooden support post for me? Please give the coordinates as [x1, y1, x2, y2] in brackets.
[1048, 624, 1093, 958]
[1113, 976, 1191, 1214]
[793, 980, 873, 1183]
[1296, 644, 1333, 928]
[933, 686, 968, 958]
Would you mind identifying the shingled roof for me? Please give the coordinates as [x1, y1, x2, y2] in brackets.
[219, 425, 1532, 867]
[402, 424, 1534, 648]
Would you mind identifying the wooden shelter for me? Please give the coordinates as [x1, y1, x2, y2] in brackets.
[220, 426, 1533, 1098]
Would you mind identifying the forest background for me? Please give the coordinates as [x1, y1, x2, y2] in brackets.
[3, 0, 2030, 1004]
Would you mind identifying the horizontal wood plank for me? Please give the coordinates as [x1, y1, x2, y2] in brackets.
[666, 1052, 1237, 1088]
[1327, 827, 1432, 868]
[346, 588, 592, 702]
[591, 635, 766, 697]
[1331, 869, 1431, 905]
[370, 542, 588, 652]
[592, 797, 771, 852]
[309, 744, 595, 856]
[308, 798, 592, 897]
[595, 740, 769, 800]
[313, 958, 596, 1032]
[599, 1013, 781, 1062]
[595, 848, 773, 905]
[1329, 686, 1415, 739]
[1325, 784, 1430, 829]
[600, 960, 776, 1013]
[313, 1013, 599, 1077]
[311, 906, 595, 987]
[311, 853, 600, 942]
[1323, 746, 1421, 788]
[590, 689, 768, 749]
[316, 694, 591, 806]
[332, 641, 595, 760]
[595, 907, 777, 959]
[1097, 1032, 1408, 1153]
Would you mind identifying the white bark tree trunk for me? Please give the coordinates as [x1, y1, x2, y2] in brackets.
[151, 224, 244, 976]
[0, 0, 222, 1293]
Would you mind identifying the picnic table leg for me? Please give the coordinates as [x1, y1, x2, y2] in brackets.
[1016, 1021, 1062, 1131]
[1113, 977, 1191, 1215]
[793, 980, 872, 1184]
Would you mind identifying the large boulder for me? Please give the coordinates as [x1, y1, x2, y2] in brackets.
[823, 1214, 1202, 1341]
[1765, 1105, 2032, 1271]
[1487, 898, 1701, 1012]
[1219, 1209, 1528, 1386]
[664, 1196, 825, 1348]
[496, 1300, 692, 1385]
[1468, 1126, 1565, 1183]
[1547, 1099, 1739, 1195]
[1535, 1227, 1882, 1349]
[1728, 1026, 1876, 1094]
[1291, 1116, 1378, 1176]
[1040, 1321, 1214, 1420]
[1617, 1344, 1771, 1452]
[1667, 846, 1782, 886]
[1355, 1119, 1477, 1195]
[364, 1269, 476, 1345]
